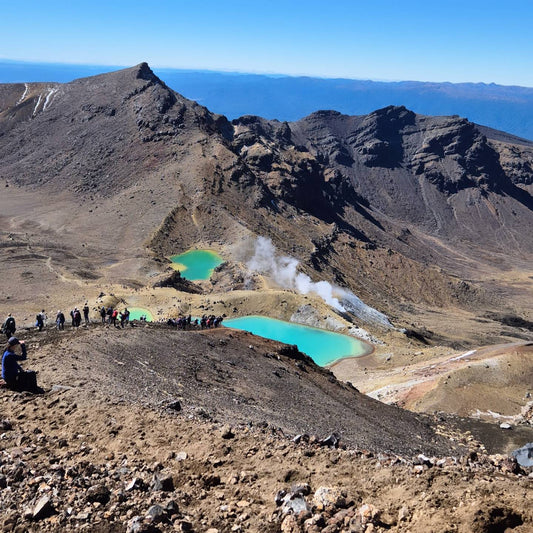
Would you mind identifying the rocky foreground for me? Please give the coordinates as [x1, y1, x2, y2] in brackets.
[1, 324, 532, 532]
[1, 386, 532, 533]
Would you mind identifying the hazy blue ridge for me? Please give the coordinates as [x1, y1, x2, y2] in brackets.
[1, 61, 531, 140]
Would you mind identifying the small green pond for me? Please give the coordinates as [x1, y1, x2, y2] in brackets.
[127, 307, 153, 322]
[223, 315, 369, 366]
[170, 250, 224, 280]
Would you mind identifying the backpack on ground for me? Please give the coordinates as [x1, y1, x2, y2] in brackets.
[19, 370, 38, 392]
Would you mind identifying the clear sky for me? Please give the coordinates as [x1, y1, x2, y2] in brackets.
[1, 0, 532, 87]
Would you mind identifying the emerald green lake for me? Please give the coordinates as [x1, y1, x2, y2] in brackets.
[127, 307, 153, 322]
[223, 315, 369, 366]
[170, 250, 224, 280]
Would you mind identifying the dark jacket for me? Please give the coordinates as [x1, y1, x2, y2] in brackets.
[2, 344, 27, 383]
[3, 317, 16, 334]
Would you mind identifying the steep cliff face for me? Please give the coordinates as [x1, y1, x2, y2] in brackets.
[231, 105, 533, 259]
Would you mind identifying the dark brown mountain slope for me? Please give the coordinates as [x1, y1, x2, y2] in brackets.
[23, 322, 456, 457]
[0, 64, 532, 342]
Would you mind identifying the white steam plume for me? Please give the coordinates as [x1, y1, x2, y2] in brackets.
[247, 237, 392, 328]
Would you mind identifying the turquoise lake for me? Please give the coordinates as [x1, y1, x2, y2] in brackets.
[127, 307, 153, 322]
[223, 315, 369, 366]
[170, 250, 224, 280]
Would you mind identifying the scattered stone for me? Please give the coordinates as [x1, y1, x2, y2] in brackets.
[511, 442, 533, 468]
[202, 473, 221, 488]
[1, 419, 13, 430]
[221, 425, 235, 439]
[500, 423, 512, 430]
[151, 471, 174, 491]
[319, 434, 340, 448]
[32, 495, 55, 520]
[416, 453, 433, 467]
[50, 384, 73, 393]
[313, 487, 346, 511]
[86, 483, 111, 504]
[166, 400, 182, 411]
[125, 477, 147, 492]
[357, 503, 379, 525]
[179, 520, 193, 532]
[164, 499, 180, 516]
[146, 504, 166, 524]
[398, 505, 410, 522]
[281, 514, 300, 532]
[292, 434, 309, 444]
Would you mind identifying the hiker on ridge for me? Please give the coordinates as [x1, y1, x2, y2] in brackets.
[2, 314, 16, 339]
[56, 310, 65, 330]
[83, 304, 90, 326]
[36, 310, 46, 332]
[76, 308, 83, 327]
[111, 308, 118, 327]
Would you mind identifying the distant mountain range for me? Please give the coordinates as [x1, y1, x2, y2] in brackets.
[1, 60, 532, 140]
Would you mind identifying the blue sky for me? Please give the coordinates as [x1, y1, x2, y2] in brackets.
[1, 0, 532, 87]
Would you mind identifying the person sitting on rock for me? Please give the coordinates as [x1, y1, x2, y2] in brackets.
[1, 337, 27, 389]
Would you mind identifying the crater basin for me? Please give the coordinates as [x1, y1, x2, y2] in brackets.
[170, 250, 224, 281]
[223, 315, 369, 366]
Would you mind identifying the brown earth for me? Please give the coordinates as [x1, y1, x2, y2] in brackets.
[1, 324, 532, 533]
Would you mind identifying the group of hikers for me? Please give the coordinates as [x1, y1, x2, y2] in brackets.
[33, 305, 96, 331]
[99, 306, 131, 328]
[2, 307, 227, 392]
[167, 314, 223, 329]
[54, 304, 91, 330]
[1, 306, 129, 392]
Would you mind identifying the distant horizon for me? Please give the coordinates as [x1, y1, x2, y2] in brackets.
[1, 0, 532, 87]
[1, 58, 532, 90]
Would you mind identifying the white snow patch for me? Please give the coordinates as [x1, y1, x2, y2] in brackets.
[43, 87, 58, 111]
[32, 93, 43, 116]
[16, 83, 28, 105]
